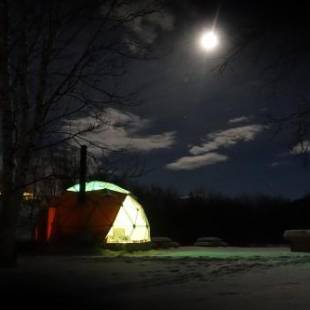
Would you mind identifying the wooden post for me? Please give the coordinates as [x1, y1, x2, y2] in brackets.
[79, 145, 87, 202]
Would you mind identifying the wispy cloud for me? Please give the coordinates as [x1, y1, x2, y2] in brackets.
[167, 124, 266, 171]
[128, 8, 174, 45]
[166, 152, 228, 171]
[189, 125, 265, 155]
[290, 140, 310, 155]
[228, 116, 251, 124]
[63, 108, 176, 155]
[102, 1, 174, 53]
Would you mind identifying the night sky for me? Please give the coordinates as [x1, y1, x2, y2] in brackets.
[69, 1, 310, 199]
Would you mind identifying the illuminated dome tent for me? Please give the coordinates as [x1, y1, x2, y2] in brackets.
[35, 181, 151, 245]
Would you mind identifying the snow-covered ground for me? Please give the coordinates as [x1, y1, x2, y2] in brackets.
[2, 246, 310, 309]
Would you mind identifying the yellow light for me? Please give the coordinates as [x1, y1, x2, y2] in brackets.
[23, 192, 34, 200]
[200, 31, 219, 51]
[106, 195, 150, 243]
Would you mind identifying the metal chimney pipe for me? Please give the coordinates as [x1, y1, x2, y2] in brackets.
[79, 145, 87, 202]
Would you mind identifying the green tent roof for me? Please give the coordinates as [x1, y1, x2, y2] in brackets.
[66, 181, 130, 194]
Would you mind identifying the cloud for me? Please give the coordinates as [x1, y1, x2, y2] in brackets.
[189, 125, 265, 155]
[63, 108, 176, 155]
[103, 107, 150, 132]
[129, 8, 174, 44]
[228, 116, 251, 124]
[125, 9, 174, 53]
[166, 123, 265, 171]
[166, 152, 228, 171]
[102, 1, 174, 51]
[290, 140, 310, 155]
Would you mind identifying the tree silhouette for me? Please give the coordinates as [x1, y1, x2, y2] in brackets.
[0, 0, 166, 266]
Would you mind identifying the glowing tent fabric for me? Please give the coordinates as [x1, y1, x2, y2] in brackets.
[67, 181, 130, 194]
[36, 181, 150, 244]
[106, 195, 150, 243]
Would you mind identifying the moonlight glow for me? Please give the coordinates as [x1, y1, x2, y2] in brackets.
[200, 31, 219, 51]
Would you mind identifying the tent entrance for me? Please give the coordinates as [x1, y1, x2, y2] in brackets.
[106, 195, 150, 243]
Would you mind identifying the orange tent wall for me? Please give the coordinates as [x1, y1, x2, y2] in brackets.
[47, 207, 56, 240]
[35, 191, 126, 242]
[34, 207, 56, 242]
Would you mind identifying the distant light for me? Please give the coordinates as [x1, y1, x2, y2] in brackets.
[200, 31, 219, 51]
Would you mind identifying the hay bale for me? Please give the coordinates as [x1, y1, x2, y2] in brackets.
[194, 236, 227, 247]
[151, 237, 179, 249]
[283, 230, 310, 252]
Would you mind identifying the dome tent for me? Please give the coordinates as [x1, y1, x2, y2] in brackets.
[35, 181, 151, 246]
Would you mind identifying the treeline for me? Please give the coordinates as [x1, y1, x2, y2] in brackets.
[132, 185, 310, 245]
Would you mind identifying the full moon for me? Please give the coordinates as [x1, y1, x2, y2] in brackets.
[200, 31, 219, 51]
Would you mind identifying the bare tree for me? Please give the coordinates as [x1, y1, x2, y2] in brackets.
[216, 4, 310, 153]
[0, 0, 167, 266]
[0, 0, 17, 266]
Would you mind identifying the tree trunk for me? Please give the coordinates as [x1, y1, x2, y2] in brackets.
[0, 0, 19, 267]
